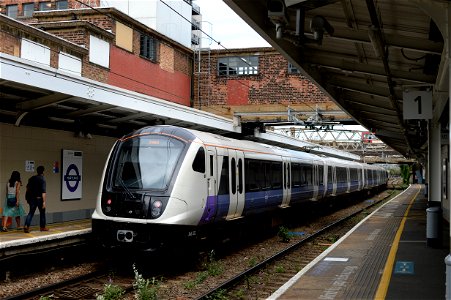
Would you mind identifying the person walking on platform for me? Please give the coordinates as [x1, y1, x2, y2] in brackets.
[2, 171, 25, 232]
[24, 166, 48, 233]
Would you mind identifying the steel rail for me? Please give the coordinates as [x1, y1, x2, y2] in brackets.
[196, 193, 391, 299]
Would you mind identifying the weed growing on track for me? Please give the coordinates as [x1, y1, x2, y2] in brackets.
[277, 226, 293, 243]
[96, 282, 125, 300]
[185, 250, 224, 289]
[133, 264, 159, 300]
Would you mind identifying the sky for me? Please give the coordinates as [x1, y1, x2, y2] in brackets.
[194, 0, 271, 49]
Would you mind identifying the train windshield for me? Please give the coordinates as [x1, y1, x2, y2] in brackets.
[112, 135, 185, 190]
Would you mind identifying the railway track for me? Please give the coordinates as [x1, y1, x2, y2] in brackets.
[4, 269, 136, 300]
[3, 189, 398, 299]
[195, 190, 394, 299]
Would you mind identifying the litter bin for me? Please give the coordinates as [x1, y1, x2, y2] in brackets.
[426, 206, 441, 247]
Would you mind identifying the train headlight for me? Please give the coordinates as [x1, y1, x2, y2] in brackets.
[151, 200, 163, 218]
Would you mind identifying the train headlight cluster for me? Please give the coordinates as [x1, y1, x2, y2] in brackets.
[151, 200, 163, 218]
[105, 198, 112, 212]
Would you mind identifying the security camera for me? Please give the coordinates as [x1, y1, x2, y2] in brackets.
[268, 0, 288, 24]
[268, 0, 288, 39]
[310, 15, 334, 45]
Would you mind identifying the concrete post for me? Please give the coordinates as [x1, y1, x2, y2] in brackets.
[446, 255, 451, 299]
[448, 3, 451, 299]
[429, 121, 441, 206]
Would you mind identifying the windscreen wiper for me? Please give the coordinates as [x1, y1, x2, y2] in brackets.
[118, 177, 136, 199]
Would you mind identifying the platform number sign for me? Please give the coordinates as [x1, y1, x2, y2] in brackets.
[61, 149, 82, 200]
[403, 90, 432, 120]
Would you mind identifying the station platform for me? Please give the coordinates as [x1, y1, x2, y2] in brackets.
[0, 219, 91, 258]
[269, 184, 450, 299]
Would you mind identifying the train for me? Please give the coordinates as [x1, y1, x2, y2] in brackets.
[91, 125, 388, 250]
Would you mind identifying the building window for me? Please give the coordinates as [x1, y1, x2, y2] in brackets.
[288, 62, 301, 74]
[140, 34, 158, 62]
[218, 56, 259, 76]
[39, 2, 52, 11]
[56, 0, 68, 9]
[23, 3, 35, 17]
[6, 5, 18, 18]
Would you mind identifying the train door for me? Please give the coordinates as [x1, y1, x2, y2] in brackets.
[202, 146, 217, 222]
[226, 149, 245, 220]
[332, 166, 337, 195]
[312, 163, 319, 200]
[281, 158, 291, 207]
[346, 167, 351, 192]
[358, 166, 364, 190]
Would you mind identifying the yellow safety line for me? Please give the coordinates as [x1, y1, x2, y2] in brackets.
[374, 185, 421, 300]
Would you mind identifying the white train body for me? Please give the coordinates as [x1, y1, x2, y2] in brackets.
[92, 126, 388, 248]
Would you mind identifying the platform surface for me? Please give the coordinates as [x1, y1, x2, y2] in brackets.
[269, 184, 449, 299]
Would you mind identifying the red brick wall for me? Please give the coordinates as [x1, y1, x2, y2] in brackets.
[0, 27, 20, 56]
[82, 57, 110, 82]
[227, 80, 249, 105]
[1, 0, 101, 16]
[43, 28, 87, 46]
[193, 49, 331, 107]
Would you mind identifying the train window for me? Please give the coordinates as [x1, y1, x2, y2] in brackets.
[262, 161, 272, 190]
[209, 155, 214, 176]
[218, 156, 229, 195]
[271, 162, 282, 189]
[300, 165, 306, 186]
[121, 161, 139, 185]
[231, 158, 237, 194]
[292, 163, 301, 187]
[327, 166, 333, 183]
[304, 165, 313, 185]
[113, 135, 184, 190]
[288, 163, 291, 188]
[192, 147, 206, 173]
[238, 158, 243, 193]
[245, 159, 260, 191]
[284, 163, 289, 189]
[337, 167, 347, 182]
[318, 165, 324, 185]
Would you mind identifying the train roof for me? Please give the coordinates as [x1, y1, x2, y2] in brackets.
[126, 126, 384, 170]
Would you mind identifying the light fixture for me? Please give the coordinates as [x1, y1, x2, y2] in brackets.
[368, 25, 384, 58]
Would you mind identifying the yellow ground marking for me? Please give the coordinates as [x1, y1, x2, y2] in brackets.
[374, 186, 421, 299]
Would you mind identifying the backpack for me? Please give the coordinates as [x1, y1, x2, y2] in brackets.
[26, 175, 35, 202]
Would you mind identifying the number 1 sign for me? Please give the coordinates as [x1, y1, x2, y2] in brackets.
[403, 90, 432, 120]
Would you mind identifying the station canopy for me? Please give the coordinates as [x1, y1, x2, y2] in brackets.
[225, 0, 447, 160]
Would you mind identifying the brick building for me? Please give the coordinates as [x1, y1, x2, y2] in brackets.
[193, 47, 342, 123]
[0, 1, 193, 106]
[1, 0, 343, 122]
